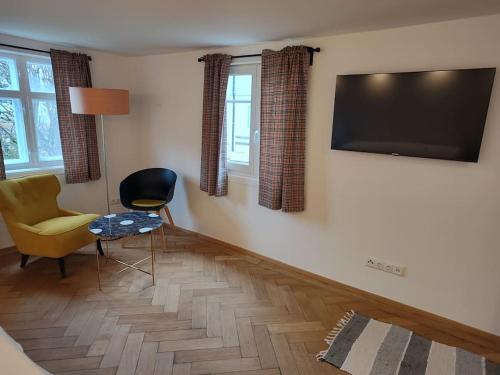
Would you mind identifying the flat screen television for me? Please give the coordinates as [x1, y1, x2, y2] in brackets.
[331, 68, 496, 162]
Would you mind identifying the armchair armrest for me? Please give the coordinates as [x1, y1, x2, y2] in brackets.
[11, 222, 41, 235]
[8, 222, 43, 255]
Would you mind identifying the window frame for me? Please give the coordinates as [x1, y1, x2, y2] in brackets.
[0, 50, 63, 174]
[226, 61, 261, 178]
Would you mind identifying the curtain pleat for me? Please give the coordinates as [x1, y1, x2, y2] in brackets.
[200, 53, 231, 196]
[50, 49, 101, 184]
[258, 46, 309, 212]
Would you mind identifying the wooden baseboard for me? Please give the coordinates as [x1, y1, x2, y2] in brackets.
[0, 246, 16, 254]
[176, 226, 500, 352]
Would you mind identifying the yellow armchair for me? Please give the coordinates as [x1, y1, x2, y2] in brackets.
[0, 174, 100, 277]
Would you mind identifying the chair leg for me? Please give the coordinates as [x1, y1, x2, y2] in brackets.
[58, 257, 66, 278]
[20, 254, 29, 268]
[164, 206, 175, 233]
[96, 240, 105, 256]
[157, 210, 166, 250]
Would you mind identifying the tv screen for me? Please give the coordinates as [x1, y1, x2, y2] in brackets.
[331, 68, 496, 162]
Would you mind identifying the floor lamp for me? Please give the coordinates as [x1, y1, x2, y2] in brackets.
[69, 87, 130, 214]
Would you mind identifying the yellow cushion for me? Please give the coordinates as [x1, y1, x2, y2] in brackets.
[132, 199, 166, 207]
[33, 214, 99, 236]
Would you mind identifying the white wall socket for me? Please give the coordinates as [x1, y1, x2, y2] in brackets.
[366, 257, 406, 277]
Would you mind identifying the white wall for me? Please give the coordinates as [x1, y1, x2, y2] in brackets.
[0, 35, 140, 248]
[130, 15, 500, 335]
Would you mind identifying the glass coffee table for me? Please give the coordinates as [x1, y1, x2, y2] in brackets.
[88, 211, 163, 290]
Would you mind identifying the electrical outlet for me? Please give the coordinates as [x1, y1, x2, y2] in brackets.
[366, 258, 376, 266]
[366, 257, 406, 277]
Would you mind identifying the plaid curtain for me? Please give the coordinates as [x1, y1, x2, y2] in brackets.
[0, 145, 5, 180]
[200, 54, 231, 196]
[50, 49, 101, 184]
[259, 46, 309, 212]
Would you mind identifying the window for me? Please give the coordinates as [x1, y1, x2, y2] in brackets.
[0, 50, 63, 173]
[225, 63, 260, 176]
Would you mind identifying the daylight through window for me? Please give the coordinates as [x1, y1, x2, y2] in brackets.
[0, 50, 63, 172]
[225, 63, 260, 176]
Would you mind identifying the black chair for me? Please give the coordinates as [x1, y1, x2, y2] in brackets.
[120, 168, 177, 247]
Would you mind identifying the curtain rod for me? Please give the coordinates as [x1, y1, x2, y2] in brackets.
[0, 43, 92, 61]
[198, 47, 321, 65]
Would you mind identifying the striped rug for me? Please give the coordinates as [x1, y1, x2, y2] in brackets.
[317, 311, 500, 375]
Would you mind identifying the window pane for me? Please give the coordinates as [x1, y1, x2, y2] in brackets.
[26, 61, 55, 93]
[226, 73, 253, 165]
[32, 98, 62, 161]
[226, 74, 252, 101]
[227, 102, 251, 164]
[0, 57, 19, 91]
[0, 97, 28, 164]
[233, 75, 252, 101]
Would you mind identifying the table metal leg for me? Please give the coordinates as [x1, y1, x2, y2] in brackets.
[96, 245, 101, 290]
[116, 256, 152, 274]
[94, 232, 157, 290]
[151, 232, 155, 285]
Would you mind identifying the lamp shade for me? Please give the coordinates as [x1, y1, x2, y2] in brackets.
[69, 87, 129, 115]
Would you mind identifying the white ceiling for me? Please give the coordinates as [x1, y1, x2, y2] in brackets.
[1, 0, 500, 55]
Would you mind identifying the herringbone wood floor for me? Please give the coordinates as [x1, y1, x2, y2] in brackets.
[0, 228, 499, 375]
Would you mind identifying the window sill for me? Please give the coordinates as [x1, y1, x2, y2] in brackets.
[228, 172, 258, 187]
[6, 166, 65, 179]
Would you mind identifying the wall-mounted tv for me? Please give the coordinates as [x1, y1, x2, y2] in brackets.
[331, 68, 496, 162]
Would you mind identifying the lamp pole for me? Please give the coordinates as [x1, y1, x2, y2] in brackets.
[100, 114, 111, 214]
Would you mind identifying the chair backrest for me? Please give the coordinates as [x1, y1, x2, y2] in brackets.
[119, 168, 177, 208]
[0, 174, 61, 225]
